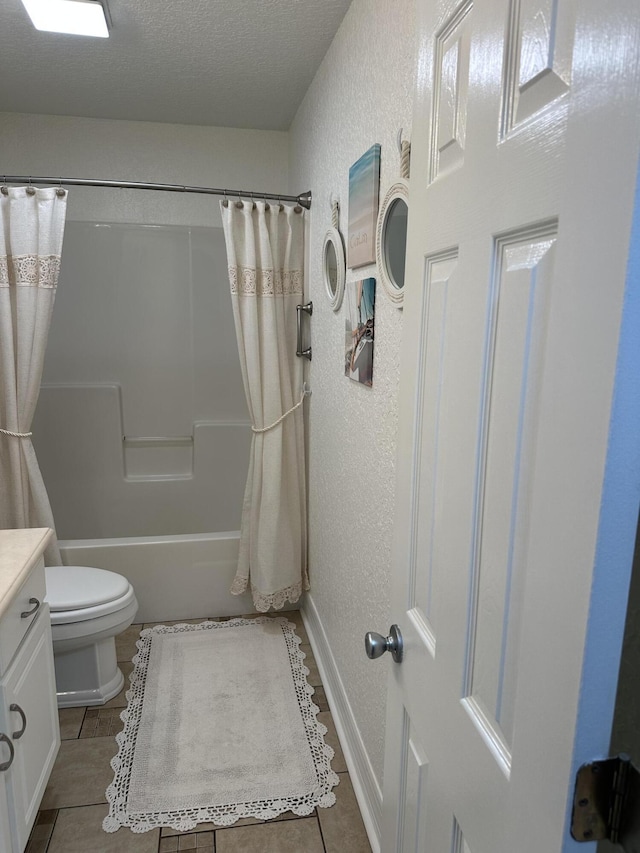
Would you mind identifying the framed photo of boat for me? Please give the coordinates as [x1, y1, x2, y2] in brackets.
[345, 277, 376, 387]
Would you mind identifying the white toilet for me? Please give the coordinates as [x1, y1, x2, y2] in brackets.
[45, 566, 139, 709]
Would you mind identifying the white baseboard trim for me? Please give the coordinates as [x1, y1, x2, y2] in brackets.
[302, 594, 382, 853]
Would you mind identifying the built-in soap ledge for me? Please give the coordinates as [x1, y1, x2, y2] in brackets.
[123, 434, 194, 480]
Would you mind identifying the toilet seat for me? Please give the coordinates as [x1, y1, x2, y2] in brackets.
[45, 566, 136, 625]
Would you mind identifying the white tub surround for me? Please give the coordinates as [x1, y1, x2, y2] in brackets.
[0, 527, 60, 852]
[30, 221, 251, 543]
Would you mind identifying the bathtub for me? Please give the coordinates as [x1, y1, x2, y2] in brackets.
[59, 531, 256, 622]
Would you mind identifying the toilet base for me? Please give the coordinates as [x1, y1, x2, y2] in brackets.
[53, 636, 126, 708]
[56, 668, 124, 709]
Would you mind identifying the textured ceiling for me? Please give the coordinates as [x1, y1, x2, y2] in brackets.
[0, 0, 352, 130]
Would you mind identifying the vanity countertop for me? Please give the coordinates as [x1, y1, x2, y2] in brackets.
[0, 528, 52, 620]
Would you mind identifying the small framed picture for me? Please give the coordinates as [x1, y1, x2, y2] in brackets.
[348, 144, 381, 269]
[345, 277, 376, 387]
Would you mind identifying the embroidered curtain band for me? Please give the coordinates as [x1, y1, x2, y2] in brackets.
[228, 265, 303, 296]
[0, 255, 62, 288]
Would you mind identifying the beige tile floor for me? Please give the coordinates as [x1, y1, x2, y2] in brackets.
[28, 612, 372, 853]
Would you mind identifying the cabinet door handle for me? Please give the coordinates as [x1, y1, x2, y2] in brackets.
[20, 597, 40, 618]
[10, 704, 26, 739]
[0, 734, 14, 771]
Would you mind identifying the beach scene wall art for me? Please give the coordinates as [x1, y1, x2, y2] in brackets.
[348, 144, 381, 268]
[345, 277, 376, 387]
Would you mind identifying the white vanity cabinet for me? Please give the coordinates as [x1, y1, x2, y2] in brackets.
[0, 529, 60, 853]
[0, 774, 12, 853]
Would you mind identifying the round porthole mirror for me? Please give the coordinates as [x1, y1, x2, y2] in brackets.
[323, 227, 346, 311]
[376, 179, 409, 306]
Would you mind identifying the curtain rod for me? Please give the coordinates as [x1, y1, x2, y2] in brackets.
[0, 176, 312, 210]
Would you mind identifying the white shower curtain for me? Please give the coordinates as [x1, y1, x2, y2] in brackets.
[221, 200, 309, 611]
[0, 186, 68, 565]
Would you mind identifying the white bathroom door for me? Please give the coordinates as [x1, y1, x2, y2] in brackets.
[380, 0, 640, 851]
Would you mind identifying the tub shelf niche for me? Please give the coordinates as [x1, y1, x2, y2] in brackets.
[122, 434, 194, 480]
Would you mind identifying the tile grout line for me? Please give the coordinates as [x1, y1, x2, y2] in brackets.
[49, 801, 109, 811]
[316, 811, 328, 853]
[38, 807, 58, 853]
[46, 809, 60, 853]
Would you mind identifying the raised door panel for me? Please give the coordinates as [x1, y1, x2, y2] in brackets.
[398, 711, 430, 853]
[1, 609, 60, 851]
[463, 225, 557, 772]
[501, 0, 574, 135]
[408, 251, 459, 652]
[430, 1, 473, 183]
[453, 819, 473, 853]
[0, 560, 46, 676]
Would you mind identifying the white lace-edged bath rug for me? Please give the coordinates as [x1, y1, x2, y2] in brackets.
[103, 617, 338, 833]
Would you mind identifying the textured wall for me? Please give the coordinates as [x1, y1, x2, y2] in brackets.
[0, 112, 289, 226]
[289, 0, 417, 787]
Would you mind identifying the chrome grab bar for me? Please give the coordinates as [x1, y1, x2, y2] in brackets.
[296, 301, 313, 360]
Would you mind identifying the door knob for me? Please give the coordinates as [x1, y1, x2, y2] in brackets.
[365, 624, 403, 663]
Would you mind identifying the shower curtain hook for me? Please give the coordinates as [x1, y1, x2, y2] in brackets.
[26, 176, 36, 196]
[1, 177, 7, 196]
[222, 189, 228, 208]
[264, 191, 270, 211]
[56, 177, 66, 198]
[235, 189, 243, 209]
[251, 191, 255, 210]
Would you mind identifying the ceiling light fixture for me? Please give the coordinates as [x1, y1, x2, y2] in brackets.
[21, 0, 109, 38]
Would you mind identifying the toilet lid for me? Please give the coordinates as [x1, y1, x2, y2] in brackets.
[45, 566, 131, 612]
